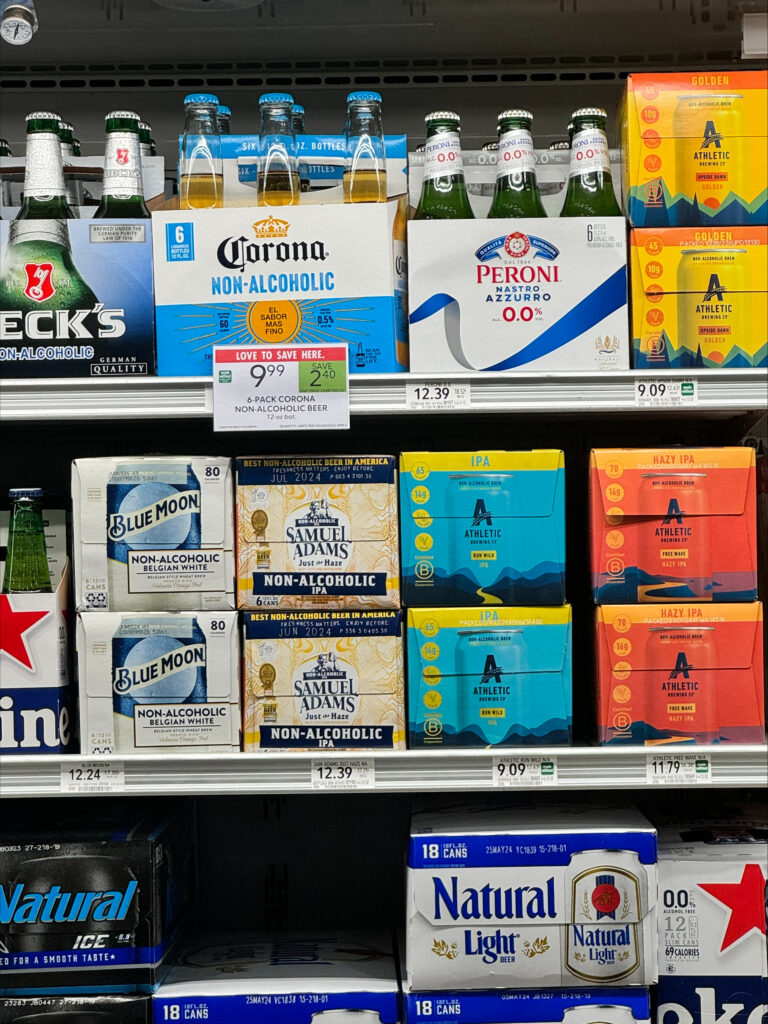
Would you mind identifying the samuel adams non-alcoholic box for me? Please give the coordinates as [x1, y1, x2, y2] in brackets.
[0, 804, 191, 994]
[405, 989, 652, 1024]
[0, 994, 150, 1021]
[0, 219, 155, 378]
[406, 802, 658, 990]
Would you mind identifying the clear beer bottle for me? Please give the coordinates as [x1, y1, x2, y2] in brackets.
[16, 111, 75, 220]
[1, 488, 52, 594]
[561, 106, 622, 217]
[180, 93, 224, 209]
[94, 110, 150, 219]
[292, 103, 311, 193]
[343, 91, 386, 203]
[257, 92, 299, 206]
[488, 109, 546, 218]
[413, 111, 474, 220]
[217, 104, 232, 135]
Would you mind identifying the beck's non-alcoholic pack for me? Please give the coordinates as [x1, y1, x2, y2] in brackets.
[242, 609, 405, 751]
[405, 989, 651, 1024]
[400, 451, 566, 607]
[0, 995, 151, 1021]
[630, 227, 767, 369]
[406, 606, 572, 748]
[408, 218, 629, 373]
[622, 71, 768, 227]
[77, 611, 240, 755]
[236, 456, 399, 610]
[590, 448, 758, 603]
[406, 803, 658, 989]
[655, 811, 767, 1024]
[0, 805, 191, 994]
[72, 456, 235, 613]
[0, 219, 156, 379]
[152, 933, 400, 1024]
[595, 602, 765, 745]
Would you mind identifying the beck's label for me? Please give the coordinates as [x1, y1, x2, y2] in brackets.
[102, 131, 143, 197]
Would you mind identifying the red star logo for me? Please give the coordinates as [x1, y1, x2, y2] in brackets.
[0, 594, 50, 671]
[699, 863, 767, 951]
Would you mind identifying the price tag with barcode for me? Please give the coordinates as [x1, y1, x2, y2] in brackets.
[493, 755, 558, 788]
[311, 758, 375, 790]
[634, 377, 698, 408]
[406, 381, 471, 411]
[60, 760, 125, 794]
[646, 753, 712, 785]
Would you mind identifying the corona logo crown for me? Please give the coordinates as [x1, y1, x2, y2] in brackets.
[252, 216, 290, 239]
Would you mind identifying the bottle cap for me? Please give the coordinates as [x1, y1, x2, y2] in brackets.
[497, 109, 533, 121]
[548, 140, 571, 150]
[571, 106, 608, 119]
[184, 93, 220, 106]
[0, 138, 10, 148]
[425, 110, 460, 122]
[347, 91, 382, 104]
[105, 110, 141, 121]
[481, 141, 499, 150]
[292, 103, 305, 115]
[59, 120, 75, 132]
[138, 120, 152, 131]
[8, 488, 44, 499]
[26, 111, 59, 122]
[259, 92, 295, 106]
[217, 104, 232, 117]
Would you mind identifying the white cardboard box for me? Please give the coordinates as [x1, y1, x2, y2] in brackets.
[72, 456, 235, 612]
[408, 217, 629, 373]
[77, 610, 240, 754]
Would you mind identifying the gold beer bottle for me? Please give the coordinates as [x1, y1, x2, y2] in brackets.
[180, 92, 223, 209]
[257, 92, 299, 206]
[343, 91, 387, 202]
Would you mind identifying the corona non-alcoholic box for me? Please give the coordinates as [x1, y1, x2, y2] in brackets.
[406, 803, 658, 989]
[408, 218, 628, 373]
[0, 804, 191, 994]
[0, 219, 156, 379]
[407, 606, 572, 748]
[590, 448, 758, 603]
[152, 933, 400, 1024]
[400, 451, 566, 607]
[630, 227, 767, 368]
[623, 71, 768, 227]
[236, 456, 399, 610]
[595, 603, 765, 745]
[77, 611, 240, 755]
[405, 989, 651, 1024]
[0, 510, 71, 756]
[242, 609, 404, 751]
[151, 201, 408, 377]
[72, 456, 235, 613]
[0, 994, 151, 1021]
[655, 812, 767, 1024]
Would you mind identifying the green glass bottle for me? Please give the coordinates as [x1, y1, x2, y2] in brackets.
[488, 109, 546, 219]
[414, 110, 474, 220]
[16, 111, 75, 220]
[2, 488, 51, 594]
[93, 110, 149, 219]
[58, 118, 82, 209]
[0, 138, 12, 156]
[72, 138, 82, 156]
[561, 106, 622, 217]
[138, 120, 153, 158]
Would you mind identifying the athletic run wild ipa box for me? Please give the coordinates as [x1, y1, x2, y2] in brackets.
[590, 448, 758, 603]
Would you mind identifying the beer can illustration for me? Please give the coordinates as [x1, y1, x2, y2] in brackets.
[677, 248, 748, 366]
[647, 624, 717, 742]
[455, 628, 527, 739]
[637, 471, 711, 600]
[446, 473, 514, 587]
[562, 1006, 640, 1024]
[565, 848, 647, 982]
[673, 94, 744, 217]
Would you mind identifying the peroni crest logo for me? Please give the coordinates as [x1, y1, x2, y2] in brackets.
[23, 262, 55, 303]
[116, 148, 129, 166]
[703, 273, 726, 302]
[504, 232, 531, 258]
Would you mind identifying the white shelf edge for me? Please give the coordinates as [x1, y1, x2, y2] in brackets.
[0, 369, 766, 420]
[1, 744, 765, 797]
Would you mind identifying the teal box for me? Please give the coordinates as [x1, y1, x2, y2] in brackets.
[407, 605, 573, 747]
[399, 451, 566, 607]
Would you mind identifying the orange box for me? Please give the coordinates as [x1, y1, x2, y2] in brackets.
[590, 447, 757, 603]
[596, 602, 764, 745]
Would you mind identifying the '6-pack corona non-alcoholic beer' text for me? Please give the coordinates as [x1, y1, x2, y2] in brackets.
[0, 994, 151, 1022]
[77, 611, 240, 755]
[630, 227, 767, 369]
[405, 988, 652, 1024]
[407, 606, 572, 747]
[406, 802, 658, 989]
[152, 933, 400, 1024]
[590, 448, 758, 603]
[72, 456, 235, 612]
[400, 451, 566, 607]
[236, 456, 399, 610]
[242, 609, 404, 751]
[595, 602, 765, 745]
[623, 71, 768, 227]
[0, 804, 191, 994]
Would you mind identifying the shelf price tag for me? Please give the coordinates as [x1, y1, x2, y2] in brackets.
[212, 344, 349, 432]
[61, 760, 125, 794]
[406, 381, 471, 411]
[646, 753, 712, 786]
[311, 758, 375, 790]
[493, 755, 558, 788]
[634, 377, 698, 408]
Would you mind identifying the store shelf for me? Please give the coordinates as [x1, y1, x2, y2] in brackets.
[1, 745, 765, 798]
[1, 368, 766, 421]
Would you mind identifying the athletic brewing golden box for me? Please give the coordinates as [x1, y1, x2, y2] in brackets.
[236, 456, 400, 609]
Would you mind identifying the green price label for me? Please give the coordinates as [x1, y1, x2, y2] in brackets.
[299, 359, 347, 393]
